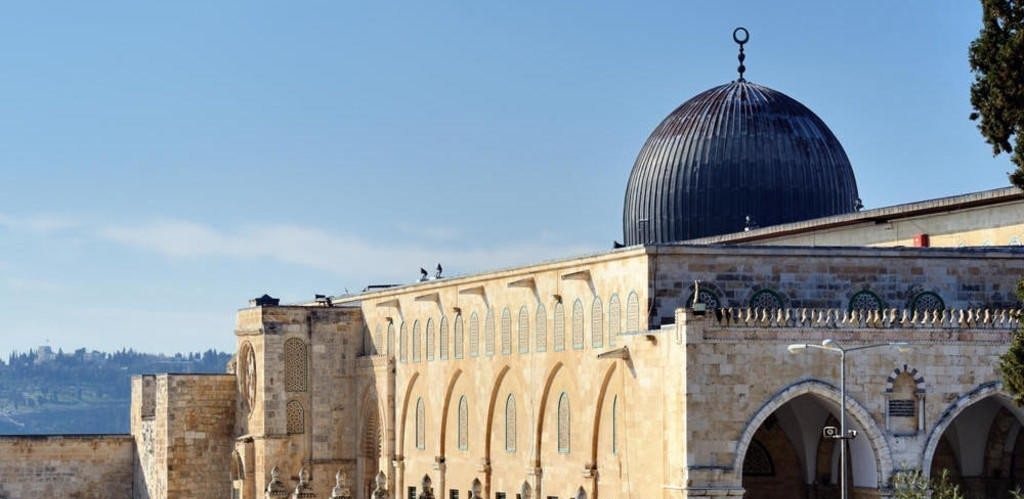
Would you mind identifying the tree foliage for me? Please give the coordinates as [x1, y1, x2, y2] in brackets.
[1000, 281, 1024, 405]
[891, 469, 964, 499]
[969, 0, 1024, 189]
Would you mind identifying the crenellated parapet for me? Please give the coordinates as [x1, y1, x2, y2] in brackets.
[706, 307, 1021, 329]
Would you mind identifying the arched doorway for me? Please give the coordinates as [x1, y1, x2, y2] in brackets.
[927, 393, 1024, 499]
[358, 404, 382, 499]
[741, 392, 883, 499]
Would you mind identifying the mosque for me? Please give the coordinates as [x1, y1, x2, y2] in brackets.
[2, 29, 1024, 499]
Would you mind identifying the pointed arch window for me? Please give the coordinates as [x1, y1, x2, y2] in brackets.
[454, 314, 465, 359]
[517, 306, 530, 354]
[458, 396, 469, 451]
[399, 323, 408, 363]
[571, 299, 585, 350]
[387, 322, 396, 357]
[505, 394, 517, 452]
[439, 316, 449, 360]
[425, 319, 435, 361]
[553, 302, 566, 351]
[485, 309, 496, 356]
[501, 307, 512, 355]
[608, 294, 621, 347]
[469, 312, 480, 358]
[415, 397, 426, 449]
[611, 395, 619, 455]
[626, 291, 640, 332]
[535, 304, 547, 353]
[557, 392, 570, 453]
[412, 320, 422, 363]
[591, 297, 604, 348]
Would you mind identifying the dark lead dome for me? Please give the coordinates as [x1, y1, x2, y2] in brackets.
[622, 81, 860, 244]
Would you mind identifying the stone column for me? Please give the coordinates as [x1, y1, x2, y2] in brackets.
[393, 457, 405, 499]
[433, 457, 446, 499]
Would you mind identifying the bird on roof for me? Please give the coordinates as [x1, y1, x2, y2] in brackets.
[435, 264, 443, 279]
[419, 268, 429, 282]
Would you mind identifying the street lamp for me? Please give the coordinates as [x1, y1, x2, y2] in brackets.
[786, 339, 910, 499]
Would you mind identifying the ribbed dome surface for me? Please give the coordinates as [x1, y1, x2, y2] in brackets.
[623, 81, 859, 244]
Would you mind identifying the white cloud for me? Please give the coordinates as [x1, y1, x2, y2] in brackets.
[0, 212, 603, 283]
[97, 219, 601, 282]
[0, 214, 80, 234]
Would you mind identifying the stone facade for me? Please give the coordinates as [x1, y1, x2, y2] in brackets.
[131, 373, 237, 498]
[2, 198, 1023, 499]
[0, 434, 133, 498]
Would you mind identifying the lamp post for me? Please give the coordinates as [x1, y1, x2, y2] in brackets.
[787, 339, 910, 499]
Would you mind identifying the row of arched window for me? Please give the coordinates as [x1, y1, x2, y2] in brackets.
[691, 288, 947, 313]
[375, 292, 641, 361]
[412, 392, 617, 455]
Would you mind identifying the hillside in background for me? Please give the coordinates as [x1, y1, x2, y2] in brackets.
[0, 347, 233, 435]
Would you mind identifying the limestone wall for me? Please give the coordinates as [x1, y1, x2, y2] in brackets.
[677, 307, 1017, 494]
[234, 305, 375, 498]
[0, 434, 133, 499]
[131, 373, 236, 499]
[648, 245, 1024, 327]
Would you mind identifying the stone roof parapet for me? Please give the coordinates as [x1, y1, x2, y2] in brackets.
[705, 307, 1021, 330]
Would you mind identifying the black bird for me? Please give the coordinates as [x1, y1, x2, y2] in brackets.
[435, 264, 443, 279]
[419, 268, 429, 282]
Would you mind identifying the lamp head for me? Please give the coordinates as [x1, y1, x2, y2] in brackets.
[821, 339, 837, 348]
[787, 344, 807, 354]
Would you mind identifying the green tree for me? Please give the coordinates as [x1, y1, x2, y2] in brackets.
[891, 469, 964, 499]
[1000, 282, 1024, 404]
[969, 0, 1024, 189]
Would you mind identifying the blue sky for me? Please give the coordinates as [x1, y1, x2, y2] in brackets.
[0, 2, 1012, 356]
